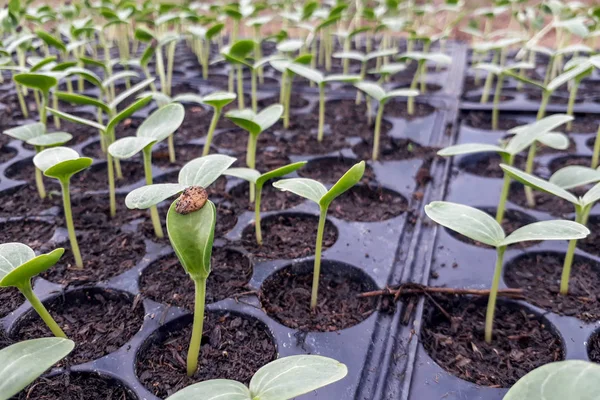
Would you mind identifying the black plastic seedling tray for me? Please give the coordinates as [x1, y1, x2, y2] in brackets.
[0, 40, 464, 399]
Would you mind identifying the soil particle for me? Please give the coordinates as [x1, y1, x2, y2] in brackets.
[421, 295, 564, 387]
[329, 185, 408, 222]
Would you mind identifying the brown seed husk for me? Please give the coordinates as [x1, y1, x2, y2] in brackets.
[176, 186, 208, 215]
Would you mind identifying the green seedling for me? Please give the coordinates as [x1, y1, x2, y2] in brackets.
[187, 23, 225, 79]
[286, 63, 360, 141]
[501, 164, 600, 295]
[425, 201, 589, 343]
[166, 355, 348, 400]
[221, 39, 255, 109]
[504, 360, 600, 400]
[0, 243, 69, 338]
[225, 104, 284, 201]
[34, 147, 92, 268]
[398, 52, 452, 113]
[353, 82, 419, 161]
[368, 62, 408, 84]
[248, 55, 285, 111]
[273, 161, 365, 309]
[0, 338, 75, 400]
[224, 161, 307, 244]
[3, 123, 72, 199]
[472, 62, 534, 130]
[1, 33, 36, 117]
[135, 27, 180, 96]
[108, 103, 185, 238]
[438, 114, 573, 222]
[47, 95, 153, 217]
[199, 92, 237, 155]
[270, 53, 312, 128]
[245, 15, 273, 84]
[126, 154, 236, 376]
[561, 56, 595, 131]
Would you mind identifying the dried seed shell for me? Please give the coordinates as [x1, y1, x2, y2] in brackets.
[175, 186, 208, 215]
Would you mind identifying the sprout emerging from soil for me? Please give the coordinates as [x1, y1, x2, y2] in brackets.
[48, 95, 153, 217]
[109, 103, 185, 238]
[501, 164, 600, 295]
[0, 338, 74, 399]
[504, 360, 600, 400]
[224, 161, 307, 244]
[273, 161, 365, 309]
[398, 52, 452, 108]
[438, 114, 573, 222]
[425, 201, 589, 344]
[34, 147, 93, 268]
[225, 104, 284, 201]
[199, 92, 236, 155]
[221, 39, 255, 109]
[0, 243, 69, 338]
[286, 63, 360, 141]
[166, 355, 348, 400]
[353, 82, 419, 161]
[3, 123, 72, 199]
[125, 154, 236, 376]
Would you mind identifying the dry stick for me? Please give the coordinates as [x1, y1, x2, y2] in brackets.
[358, 284, 524, 299]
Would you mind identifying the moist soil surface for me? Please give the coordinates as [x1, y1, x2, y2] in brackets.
[0, 184, 62, 217]
[586, 331, 600, 363]
[140, 248, 253, 309]
[548, 155, 593, 174]
[385, 101, 436, 120]
[459, 153, 529, 179]
[136, 312, 277, 398]
[260, 266, 377, 331]
[298, 156, 377, 183]
[504, 252, 600, 321]
[462, 111, 523, 131]
[41, 226, 145, 286]
[14, 373, 137, 400]
[508, 183, 576, 216]
[352, 137, 433, 161]
[447, 208, 538, 249]
[0, 287, 22, 319]
[12, 289, 144, 365]
[578, 216, 600, 257]
[421, 294, 564, 387]
[0, 219, 55, 250]
[329, 185, 408, 222]
[241, 214, 337, 259]
[74, 161, 143, 191]
[228, 181, 304, 212]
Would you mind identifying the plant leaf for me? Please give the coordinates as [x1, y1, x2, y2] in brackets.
[46, 108, 105, 131]
[106, 95, 153, 134]
[165, 379, 250, 400]
[35, 30, 66, 53]
[171, 94, 205, 105]
[582, 182, 600, 207]
[500, 164, 578, 205]
[224, 109, 262, 136]
[249, 355, 348, 400]
[537, 132, 569, 150]
[125, 183, 187, 209]
[500, 220, 589, 247]
[55, 92, 111, 114]
[223, 168, 261, 184]
[332, 51, 366, 62]
[272, 178, 327, 204]
[547, 61, 594, 91]
[108, 137, 155, 159]
[3, 123, 45, 142]
[437, 143, 506, 157]
[33, 147, 92, 180]
[549, 166, 600, 190]
[108, 77, 155, 110]
[382, 88, 420, 101]
[286, 63, 324, 84]
[137, 103, 184, 143]
[504, 360, 600, 400]
[102, 70, 139, 89]
[27, 132, 72, 147]
[320, 161, 365, 208]
[0, 338, 75, 399]
[257, 161, 307, 186]
[424, 201, 505, 247]
[167, 199, 216, 280]
[178, 154, 237, 187]
[14, 73, 57, 93]
[64, 67, 102, 88]
[0, 246, 64, 287]
[354, 81, 386, 102]
[256, 104, 284, 132]
[200, 92, 236, 109]
[276, 39, 304, 53]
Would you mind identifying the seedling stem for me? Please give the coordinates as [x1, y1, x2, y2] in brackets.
[142, 147, 164, 238]
[19, 281, 67, 338]
[187, 277, 207, 376]
[60, 179, 83, 268]
[311, 207, 328, 309]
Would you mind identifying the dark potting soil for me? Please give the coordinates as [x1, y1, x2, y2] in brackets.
[0, 219, 55, 250]
[504, 252, 600, 321]
[14, 372, 137, 400]
[298, 156, 377, 183]
[559, 115, 600, 134]
[578, 216, 600, 258]
[0, 184, 62, 218]
[13, 289, 144, 365]
[462, 111, 523, 131]
[152, 143, 205, 168]
[324, 99, 368, 121]
[228, 181, 304, 212]
[524, 89, 580, 105]
[260, 266, 377, 331]
[283, 132, 348, 155]
[447, 208, 538, 249]
[136, 312, 277, 398]
[385, 100, 436, 120]
[232, 150, 291, 171]
[329, 185, 408, 222]
[115, 117, 143, 139]
[421, 295, 564, 387]
[586, 331, 600, 363]
[352, 137, 433, 161]
[140, 248, 252, 309]
[319, 100, 394, 140]
[215, 203, 238, 237]
[212, 130, 282, 153]
[4, 158, 60, 188]
[0, 287, 22, 319]
[508, 182, 576, 216]
[259, 95, 309, 109]
[548, 155, 592, 174]
[0, 146, 16, 163]
[74, 161, 143, 191]
[241, 214, 337, 259]
[459, 153, 529, 179]
[41, 227, 145, 286]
